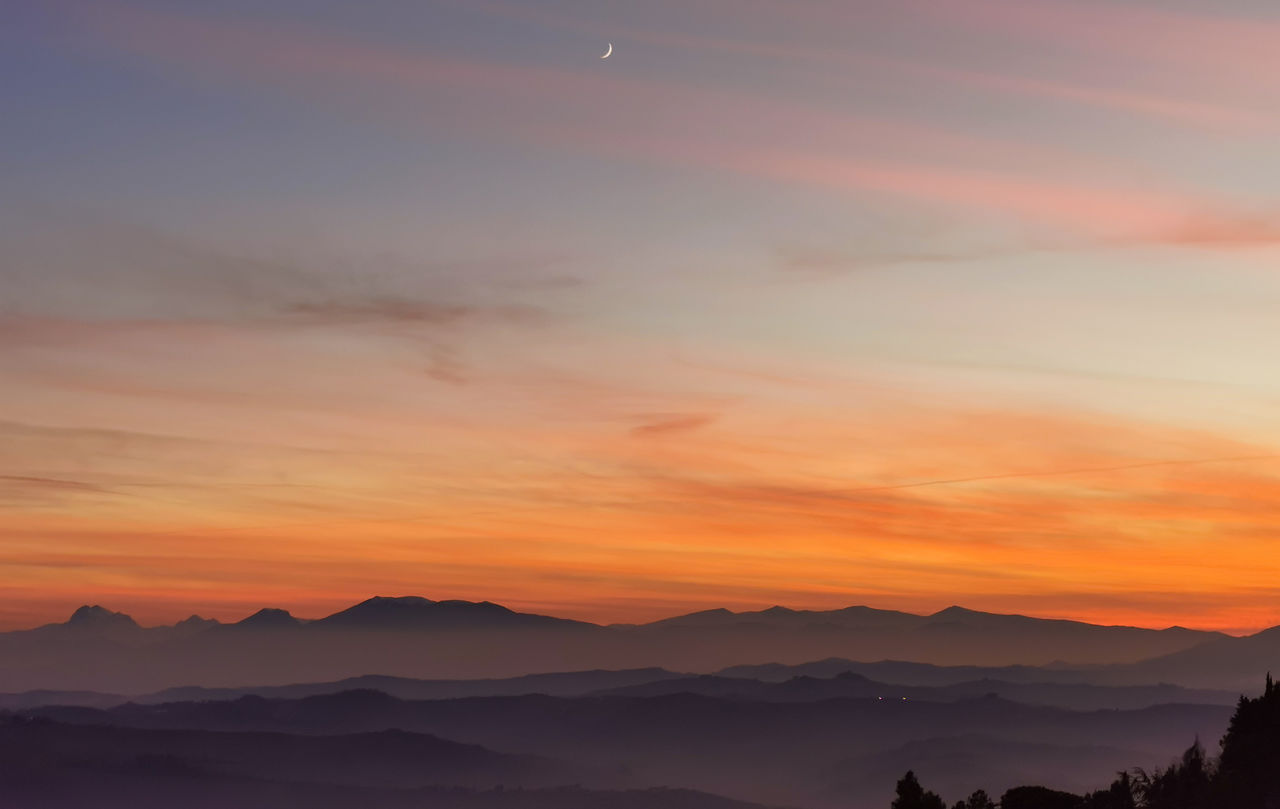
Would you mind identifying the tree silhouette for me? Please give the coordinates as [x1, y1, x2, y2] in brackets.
[1135, 740, 1212, 809]
[1080, 771, 1138, 809]
[999, 785, 1081, 809]
[886, 675, 1280, 809]
[951, 788, 994, 809]
[892, 770, 945, 809]
[1215, 672, 1280, 808]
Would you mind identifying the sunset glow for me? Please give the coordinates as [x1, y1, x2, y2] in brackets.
[4, 0, 1280, 633]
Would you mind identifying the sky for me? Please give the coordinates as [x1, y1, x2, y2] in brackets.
[3, 0, 1280, 633]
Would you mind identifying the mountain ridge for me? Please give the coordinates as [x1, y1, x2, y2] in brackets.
[10, 597, 1240, 636]
[0, 596, 1261, 693]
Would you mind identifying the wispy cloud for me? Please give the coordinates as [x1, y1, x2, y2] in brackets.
[930, 0, 1280, 79]
[62, 1, 1278, 248]
[631, 413, 719, 437]
[465, 0, 1278, 135]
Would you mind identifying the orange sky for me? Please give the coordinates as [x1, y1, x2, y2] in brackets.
[4, 0, 1280, 634]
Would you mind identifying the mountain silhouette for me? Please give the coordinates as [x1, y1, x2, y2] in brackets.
[591, 670, 1236, 710]
[315, 596, 593, 631]
[0, 715, 579, 789]
[1100, 624, 1280, 691]
[134, 667, 684, 705]
[0, 665, 1236, 713]
[0, 597, 1243, 692]
[66, 605, 138, 630]
[234, 608, 302, 629]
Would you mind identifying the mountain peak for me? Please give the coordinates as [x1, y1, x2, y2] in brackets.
[315, 595, 581, 631]
[236, 608, 300, 628]
[67, 605, 137, 629]
[176, 614, 218, 627]
[930, 605, 980, 618]
[759, 605, 796, 615]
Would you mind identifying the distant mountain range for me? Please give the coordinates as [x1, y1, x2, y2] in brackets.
[0, 596, 1255, 692]
[0, 666, 1239, 713]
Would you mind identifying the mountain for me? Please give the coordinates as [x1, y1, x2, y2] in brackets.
[717, 658, 1084, 685]
[0, 715, 771, 809]
[234, 608, 302, 629]
[315, 596, 594, 631]
[140, 667, 684, 704]
[0, 597, 1234, 692]
[1, 665, 1233, 712]
[0, 597, 608, 692]
[1093, 625, 1280, 691]
[3, 743, 765, 809]
[174, 614, 221, 632]
[0, 689, 129, 711]
[66, 605, 138, 630]
[630, 604, 923, 631]
[592, 670, 1238, 710]
[622, 603, 1224, 669]
[0, 714, 581, 790]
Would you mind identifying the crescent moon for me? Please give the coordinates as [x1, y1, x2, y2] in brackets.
[601, 43, 613, 59]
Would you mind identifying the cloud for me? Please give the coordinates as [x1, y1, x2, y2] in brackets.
[283, 299, 546, 327]
[776, 207, 1280, 277]
[466, 0, 1276, 136]
[1162, 215, 1280, 247]
[0, 474, 113, 509]
[777, 243, 1044, 275]
[0, 207, 579, 400]
[928, 0, 1280, 80]
[0, 475, 106, 492]
[66, 1, 1275, 244]
[1, 204, 580, 323]
[631, 413, 718, 437]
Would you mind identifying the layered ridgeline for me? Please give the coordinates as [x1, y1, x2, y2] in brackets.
[1, 596, 1268, 809]
[0, 667, 1240, 713]
[10, 686, 1234, 809]
[0, 597, 1253, 692]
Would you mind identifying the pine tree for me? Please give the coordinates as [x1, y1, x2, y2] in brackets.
[1216, 672, 1280, 807]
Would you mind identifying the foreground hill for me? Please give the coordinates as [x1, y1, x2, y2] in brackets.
[0, 715, 764, 809]
[0, 714, 587, 790]
[0, 597, 1228, 692]
[21, 689, 1232, 809]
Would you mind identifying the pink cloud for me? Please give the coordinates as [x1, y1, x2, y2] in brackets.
[464, 0, 1275, 135]
[67, 1, 1280, 244]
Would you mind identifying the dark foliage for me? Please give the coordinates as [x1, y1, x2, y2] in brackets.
[951, 788, 994, 809]
[891, 770, 945, 809]
[1079, 772, 1137, 809]
[1216, 672, 1280, 807]
[892, 675, 1280, 809]
[1135, 740, 1212, 809]
[999, 785, 1083, 809]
